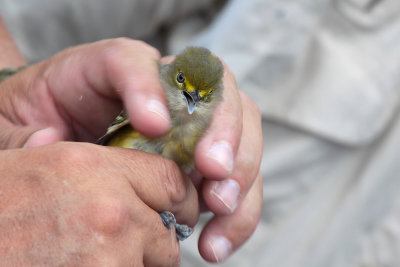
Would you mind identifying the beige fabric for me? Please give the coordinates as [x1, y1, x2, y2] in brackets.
[2, 0, 400, 266]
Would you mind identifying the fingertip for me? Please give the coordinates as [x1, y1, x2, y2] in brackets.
[126, 95, 171, 137]
[203, 179, 241, 215]
[199, 233, 233, 263]
[198, 173, 263, 263]
[195, 139, 234, 180]
[23, 127, 63, 148]
[206, 141, 234, 174]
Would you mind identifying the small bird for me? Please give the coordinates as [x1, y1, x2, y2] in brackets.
[98, 47, 224, 240]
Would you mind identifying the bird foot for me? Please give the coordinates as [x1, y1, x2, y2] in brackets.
[159, 211, 193, 241]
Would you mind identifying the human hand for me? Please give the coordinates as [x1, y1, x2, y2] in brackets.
[0, 142, 198, 266]
[0, 38, 170, 148]
[193, 66, 263, 263]
[0, 38, 263, 263]
[0, 39, 200, 265]
[160, 56, 263, 262]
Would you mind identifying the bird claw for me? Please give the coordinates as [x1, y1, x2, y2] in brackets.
[160, 211, 176, 229]
[159, 211, 193, 241]
[175, 223, 194, 241]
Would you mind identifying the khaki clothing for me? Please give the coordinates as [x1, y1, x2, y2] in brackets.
[2, 0, 400, 266]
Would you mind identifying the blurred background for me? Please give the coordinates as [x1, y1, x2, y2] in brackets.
[2, 0, 400, 266]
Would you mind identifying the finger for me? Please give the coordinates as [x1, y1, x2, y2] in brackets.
[107, 147, 200, 227]
[0, 113, 64, 149]
[195, 61, 243, 180]
[0, 124, 38, 149]
[202, 91, 263, 214]
[44, 38, 170, 140]
[118, 196, 180, 267]
[160, 55, 175, 65]
[33, 142, 183, 266]
[101, 39, 171, 137]
[82, 190, 179, 267]
[142, 209, 181, 267]
[0, 65, 76, 142]
[198, 173, 263, 263]
[23, 127, 64, 148]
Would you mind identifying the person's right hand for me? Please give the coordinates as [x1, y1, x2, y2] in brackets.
[0, 142, 198, 266]
[0, 38, 172, 149]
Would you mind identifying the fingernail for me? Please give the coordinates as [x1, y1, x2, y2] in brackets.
[207, 141, 234, 174]
[146, 99, 170, 123]
[208, 236, 232, 263]
[210, 179, 240, 213]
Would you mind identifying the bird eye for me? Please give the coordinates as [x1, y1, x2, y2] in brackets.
[177, 72, 185, 83]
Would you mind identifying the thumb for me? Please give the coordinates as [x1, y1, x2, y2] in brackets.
[0, 124, 38, 149]
[23, 127, 63, 148]
[0, 123, 64, 149]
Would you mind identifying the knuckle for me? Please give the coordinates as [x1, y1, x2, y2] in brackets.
[101, 38, 140, 68]
[158, 230, 181, 267]
[87, 196, 130, 236]
[240, 91, 261, 119]
[251, 101, 262, 119]
[132, 39, 161, 58]
[222, 62, 238, 88]
[234, 148, 262, 190]
[238, 177, 263, 234]
[0, 127, 21, 149]
[235, 208, 259, 240]
[106, 37, 131, 50]
[158, 158, 186, 205]
[101, 38, 160, 89]
[103, 38, 160, 64]
[224, 64, 235, 80]
[55, 143, 95, 167]
[102, 39, 127, 67]
[95, 257, 120, 267]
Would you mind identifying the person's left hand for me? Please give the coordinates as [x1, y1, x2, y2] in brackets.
[189, 63, 263, 263]
[159, 55, 263, 263]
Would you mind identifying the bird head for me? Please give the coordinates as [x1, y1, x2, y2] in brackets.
[161, 47, 224, 116]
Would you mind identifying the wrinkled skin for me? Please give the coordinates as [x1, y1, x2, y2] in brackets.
[0, 142, 198, 266]
[0, 38, 263, 264]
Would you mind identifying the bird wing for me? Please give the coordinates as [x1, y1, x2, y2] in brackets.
[96, 110, 130, 145]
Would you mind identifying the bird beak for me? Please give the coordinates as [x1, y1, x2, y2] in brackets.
[183, 91, 199, 115]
